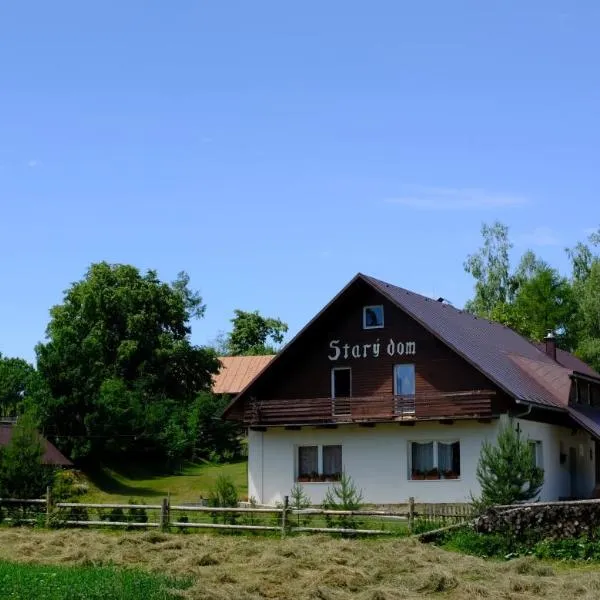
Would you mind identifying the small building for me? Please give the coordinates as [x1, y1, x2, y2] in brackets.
[0, 420, 72, 467]
[224, 273, 600, 505]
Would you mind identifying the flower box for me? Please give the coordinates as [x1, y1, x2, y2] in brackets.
[411, 471, 426, 480]
[425, 469, 440, 480]
[442, 471, 459, 480]
[296, 473, 341, 483]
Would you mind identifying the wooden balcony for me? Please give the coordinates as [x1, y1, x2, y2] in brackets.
[243, 391, 495, 426]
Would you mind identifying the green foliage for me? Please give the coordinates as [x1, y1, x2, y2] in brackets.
[0, 561, 191, 599]
[0, 413, 55, 499]
[464, 221, 513, 317]
[574, 259, 600, 371]
[322, 472, 364, 530]
[224, 309, 288, 356]
[474, 421, 544, 509]
[188, 392, 242, 462]
[441, 528, 524, 558]
[34, 262, 220, 463]
[533, 537, 600, 561]
[52, 469, 86, 502]
[289, 482, 312, 527]
[0, 354, 49, 417]
[464, 223, 593, 353]
[208, 474, 239, 524]
[127, 499, 149, 524]
[441, 528, 600, 562]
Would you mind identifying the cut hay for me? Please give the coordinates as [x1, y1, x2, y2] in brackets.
[1, 529, 600, 599]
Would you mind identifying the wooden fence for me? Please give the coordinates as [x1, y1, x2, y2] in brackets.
[0, 492, 475, 536]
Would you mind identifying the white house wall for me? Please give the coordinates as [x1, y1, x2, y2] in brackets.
[249, 419, 596, 505]
[514, 418, 595, 501]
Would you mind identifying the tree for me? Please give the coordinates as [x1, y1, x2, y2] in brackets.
[0, 354, 49, 417]
[574, 259, 600, 371]
[474, 421, 544, 509]
[0, 413, 55, 499]
[507, 266, 578, 349]
[34, 262, 220, 463]
[188, 392, 242, 461]
[225, 309, 288, 355]
[464, 221, 514, 317]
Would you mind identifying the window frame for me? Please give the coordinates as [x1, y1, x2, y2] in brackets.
[528, 440, 543, 469]
[408, 440, 461, 481]
[394, 364, 416, 415]
[363, 305, 384, 330]
[296, 444, 343, 483]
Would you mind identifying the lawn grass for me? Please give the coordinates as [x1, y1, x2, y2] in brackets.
[0, 560, 190, 599]
[80, 460, 248, 504]
[2, 528, 600, 599]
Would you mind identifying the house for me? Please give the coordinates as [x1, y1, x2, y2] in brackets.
[224, 273, 600, 505]
[213, 355, 275, 396]
[0, 420, 72, 467]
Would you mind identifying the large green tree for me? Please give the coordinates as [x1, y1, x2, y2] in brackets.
[34, 262, 219, 462]
[465, 222, 580, 350]
[221, 309, 288, 356]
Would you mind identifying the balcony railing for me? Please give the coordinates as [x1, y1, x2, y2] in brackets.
[244, 391, 495, 426]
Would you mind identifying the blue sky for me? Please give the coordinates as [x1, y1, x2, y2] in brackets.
[1, 1, 599, 363]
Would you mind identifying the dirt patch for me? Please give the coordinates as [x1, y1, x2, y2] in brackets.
[0, 529, 600, 599]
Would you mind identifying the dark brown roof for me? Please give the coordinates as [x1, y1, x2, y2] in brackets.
[0, 424, 73, 466]
[534, 343, 600, 379]
[365, 275, 600, 408]
[213, 356, 275, 395]
[224, 273, 599, 416]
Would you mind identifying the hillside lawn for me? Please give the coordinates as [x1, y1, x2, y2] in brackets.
[2, 529, 600, 600]
[79, 460, 248, 504]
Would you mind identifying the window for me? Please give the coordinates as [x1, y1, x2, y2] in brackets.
[298, 446, 318, 478]
[409, 440, 460, 480]
[528, 440, 543, 468]
[363, 305, 384, 329]
[297, 445, 343, 482]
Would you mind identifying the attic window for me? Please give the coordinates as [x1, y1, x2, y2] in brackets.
[363, 305, 384, 329]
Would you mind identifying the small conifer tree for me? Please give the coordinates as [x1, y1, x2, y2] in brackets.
[474, 421, 544, 509]
[0, 412, 55, 499]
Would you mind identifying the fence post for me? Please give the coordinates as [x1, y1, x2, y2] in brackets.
[281, 495, 289, 538]
[408, 497, 415, 533]
[45, 486, 53, 528]
[160, 497, 170, 532]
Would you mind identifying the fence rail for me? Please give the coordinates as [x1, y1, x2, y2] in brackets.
[0, 491, 475, 536]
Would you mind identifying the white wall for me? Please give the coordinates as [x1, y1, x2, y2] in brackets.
[251, 421, 497, 505]
[515, 417, 595, 501]
[248, 419, 597, 505]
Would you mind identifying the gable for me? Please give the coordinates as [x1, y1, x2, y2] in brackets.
[226, 277, 505, 417]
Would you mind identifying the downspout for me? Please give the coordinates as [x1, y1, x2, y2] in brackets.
[513, 399, 533, 419]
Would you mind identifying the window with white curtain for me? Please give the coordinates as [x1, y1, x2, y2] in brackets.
[409, 440, 460, 479]
[297, 445, 343, 481]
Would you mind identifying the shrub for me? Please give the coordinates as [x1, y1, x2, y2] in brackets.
[442, 529, 517, 558]
[533, 537, 600, 561]
[127, 500, 148, 528]
[208, 474, 239, 524]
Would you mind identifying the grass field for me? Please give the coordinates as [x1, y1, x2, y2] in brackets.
[2, 528, 600, 599]
[0, 561, 190, 599]
[80, 460, 248, 504]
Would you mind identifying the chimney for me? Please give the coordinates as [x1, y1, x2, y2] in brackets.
[545, 330, 557, 361]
